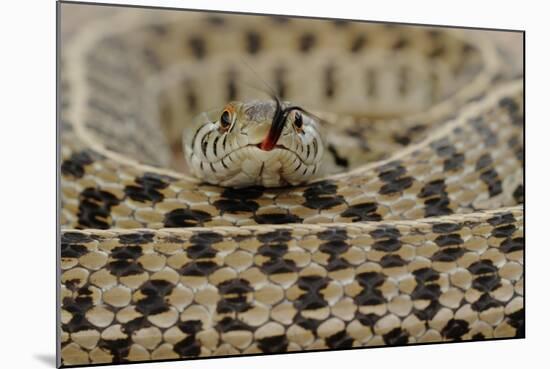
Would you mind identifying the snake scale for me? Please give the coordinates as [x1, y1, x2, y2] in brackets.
[59, 8, 524, 366]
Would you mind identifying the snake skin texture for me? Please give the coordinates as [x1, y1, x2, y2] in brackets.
[59, 8, 524, 366]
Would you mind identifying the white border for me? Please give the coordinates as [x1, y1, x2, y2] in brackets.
[2, 1, 547, 368]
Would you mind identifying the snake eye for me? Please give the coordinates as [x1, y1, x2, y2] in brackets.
[293, 111, 303, 131]
[220, 110, 232, 131]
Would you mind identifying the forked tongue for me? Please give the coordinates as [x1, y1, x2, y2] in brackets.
[259, 102, 287, 151]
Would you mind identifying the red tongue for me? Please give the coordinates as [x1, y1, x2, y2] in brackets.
[259, 136, 276, 151]
[258, 124, 283, 151]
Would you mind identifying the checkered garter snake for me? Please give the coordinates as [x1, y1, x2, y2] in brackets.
[59, 8, 524, 366]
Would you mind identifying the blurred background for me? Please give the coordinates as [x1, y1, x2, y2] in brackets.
[60, 3, 523, 67]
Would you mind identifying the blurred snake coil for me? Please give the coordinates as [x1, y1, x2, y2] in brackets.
[59, 10, 524, 366]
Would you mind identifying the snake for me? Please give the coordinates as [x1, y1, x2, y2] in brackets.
[59, 8, 524, 366]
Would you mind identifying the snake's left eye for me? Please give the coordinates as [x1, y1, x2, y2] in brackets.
[293, 111, 303, 131]
[220, 110, 232, 131]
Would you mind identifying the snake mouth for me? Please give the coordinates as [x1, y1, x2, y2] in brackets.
[256, 143, 285, 152]
[208, 142, 305, 166]
[247, 143, 310, 166]
[252, 143, 302, 159]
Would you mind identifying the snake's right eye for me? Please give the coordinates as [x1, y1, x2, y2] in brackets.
[220, 110, 232, 131]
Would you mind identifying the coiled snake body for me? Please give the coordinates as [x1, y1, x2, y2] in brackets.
[59, 9, 524, 366]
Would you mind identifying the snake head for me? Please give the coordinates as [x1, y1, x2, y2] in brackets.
[184, 99, 325, 188]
